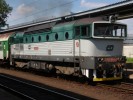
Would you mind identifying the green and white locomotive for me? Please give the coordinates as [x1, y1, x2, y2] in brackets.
[0, 17, 127, 82]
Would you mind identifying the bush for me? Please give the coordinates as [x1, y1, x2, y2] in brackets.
[126, 58, 133, 63]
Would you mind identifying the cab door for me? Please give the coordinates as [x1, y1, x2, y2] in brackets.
[74, 26, 80, 57]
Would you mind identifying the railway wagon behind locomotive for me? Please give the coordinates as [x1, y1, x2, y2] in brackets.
[0, 17, 127, 82]
[0, 32, 13, 63]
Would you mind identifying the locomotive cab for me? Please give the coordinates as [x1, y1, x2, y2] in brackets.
[93, 22, 127, 38]
[79, 21, 127, 81]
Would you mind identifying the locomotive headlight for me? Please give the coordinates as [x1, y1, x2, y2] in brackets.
[98, 58, 104, 62]
[118, 57, 126, 62]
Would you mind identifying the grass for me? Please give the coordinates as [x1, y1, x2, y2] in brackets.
[126, 58, 133, 63]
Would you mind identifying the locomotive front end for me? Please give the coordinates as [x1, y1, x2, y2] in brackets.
[80, 21, 127, 82]
[93, 56, 126, 81]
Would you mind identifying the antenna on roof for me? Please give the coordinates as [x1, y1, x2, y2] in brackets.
[109, 14, 118, 23]
[70, 11, 75, 20]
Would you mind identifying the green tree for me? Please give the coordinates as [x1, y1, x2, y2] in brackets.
[0, 0, 12, 27]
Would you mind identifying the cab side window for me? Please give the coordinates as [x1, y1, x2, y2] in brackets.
[81, 26, 90, 36]
[75, 26, 80, 36]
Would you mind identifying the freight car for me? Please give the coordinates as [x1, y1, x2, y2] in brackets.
[0, 17, 127, 82]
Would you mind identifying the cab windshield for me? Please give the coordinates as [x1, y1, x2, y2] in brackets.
[94, 23, 127, 38]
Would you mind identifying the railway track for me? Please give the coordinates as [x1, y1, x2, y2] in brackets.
[97, 82, 133, 95]
[0, 74, 80, 100]
[120, 82, 133, 92]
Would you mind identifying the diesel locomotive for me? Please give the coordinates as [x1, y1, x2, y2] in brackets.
[0, 17, 127, 82]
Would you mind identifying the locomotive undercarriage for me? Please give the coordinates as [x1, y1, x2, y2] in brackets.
[11, 56, 126, 82]
[96, 63, 123, 78]
[92, 57, 126, 81]
[12, 59, 81, 76]
[93, 64, 123, 81]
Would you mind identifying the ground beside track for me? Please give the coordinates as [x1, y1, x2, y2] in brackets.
[0, 67, 133, 100]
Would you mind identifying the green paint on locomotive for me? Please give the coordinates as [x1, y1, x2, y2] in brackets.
[11, 23, 92, 44]
[10, 32, 24, 44]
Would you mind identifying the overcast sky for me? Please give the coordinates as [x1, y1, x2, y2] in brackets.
[5, 0, 133, 34]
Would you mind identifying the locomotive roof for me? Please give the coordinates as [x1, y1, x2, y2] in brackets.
[25, 22, 56, 33]
[25, 17, 104, 33]
[0, 0, 132, 33]
[74, 17, 103, 26]
[54, 17, 103, 26]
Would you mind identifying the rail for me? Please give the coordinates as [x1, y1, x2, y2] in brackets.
[0, 74, 80, 100]
[97, 82, 133, 94]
